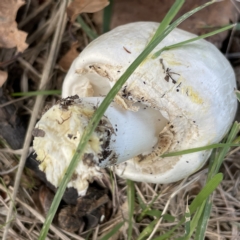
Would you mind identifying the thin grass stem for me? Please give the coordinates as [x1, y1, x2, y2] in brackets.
[77, 15, 98, 40]
[11, 90, 61, 97]
[152, 23, 235, 58]
[103, 0, 114, 33]
[161, 142, 240, 157]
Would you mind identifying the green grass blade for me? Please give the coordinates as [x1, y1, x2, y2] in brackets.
[136, 192, 147, 211]
[38, 1, 218, 239]
[195, 197, 213, 240]
[137, 219, 160, 240]
[145, 209, 162, 218]
[144, 209, 175, 223]
[191, 123, 240, 239]
[154, 172, 222, 240]
[77, 15, 98, 40]
[127, 180, 135, 240]
[157, 0, 216, 45]
[161, 142, 240, 157]
[235, 23, 240, 30]
[150, 0, 215, 48]
[207, 122, 240, 179]
[149, 0, 185, 44]
[177, 201, 206, 240]
[235, 90, 240, 102]
[103, 0, 113, 33]
[163, 214, 175, 222]
[137, 192, 160, 222]
[153, 220, 184, 240]
[184, 204, 191, 236]
[233, 135, 240, 144]
[11, 90, 61, 96]
[188, 203, 206, 239]
[189, 123, 239, 240]
[152, 23, 235, 58]
[178, 174, 222, 240]
[189, 173, 222, 214]
[207, 148, 217, 173]
[100, 221, 125, 240]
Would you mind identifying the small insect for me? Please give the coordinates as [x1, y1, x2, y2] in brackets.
[160, 59, 180, 84]
[59, 95, 79, 111]
[123, 46, 131, 54]
[165, 68, 180, 84]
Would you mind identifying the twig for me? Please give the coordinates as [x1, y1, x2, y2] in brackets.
[225, 24, 236, 56]
[2, 1, 68, 239]
[18, 57, 41, 80]
[0, 164, 19, 176]
[230, 0, 240, 14]
[0, 96, 29, 108]
[18, 0, 53, 28]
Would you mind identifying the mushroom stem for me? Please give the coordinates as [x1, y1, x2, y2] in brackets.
[84, 97, 167, 167]
[32, 96, 167, 195]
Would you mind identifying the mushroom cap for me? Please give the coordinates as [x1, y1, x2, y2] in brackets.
[62, 22, 237, 183]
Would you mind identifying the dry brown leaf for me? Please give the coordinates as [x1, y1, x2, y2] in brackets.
[0, 70, 8, 87]
[108, 0, 239, 48]
[67, 0, 109, 23]
[58, 42, 81, 71]
[0, 0, 28, 52]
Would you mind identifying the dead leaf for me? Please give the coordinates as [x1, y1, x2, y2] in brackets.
[31, 185, 54, 216]
[58, 186, 110, 233]
[58, 42, 81, 71]
[0, 71, 8, 87]
[67, 0, 109, 23]
[0, 0, 28, 52]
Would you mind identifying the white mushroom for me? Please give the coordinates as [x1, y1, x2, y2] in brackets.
[33, 22, 237, 196]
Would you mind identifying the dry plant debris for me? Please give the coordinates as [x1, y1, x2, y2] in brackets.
[67, 0, 109, 23]
[0, 0, 28, 52]
[0, 71, 8, 87]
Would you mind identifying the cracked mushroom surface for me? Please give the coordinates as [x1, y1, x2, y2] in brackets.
[33, 22, 237, 195]
[33, 96, 108, 196]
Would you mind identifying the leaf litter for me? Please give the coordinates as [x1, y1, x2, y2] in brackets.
[67, 0, 109, 23]
[0, 0, 28, 52]
[0, 0, 240, 239]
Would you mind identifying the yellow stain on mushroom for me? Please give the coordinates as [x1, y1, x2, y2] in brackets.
[161, 52, 183, 66]
[182, 86, 203, 104]
[139, 55, 153, 66]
